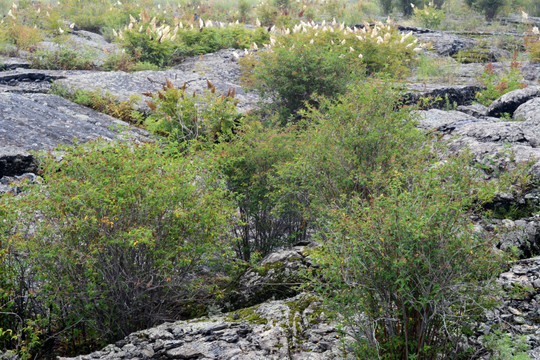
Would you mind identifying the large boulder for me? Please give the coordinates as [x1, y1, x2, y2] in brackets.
[514, 97, 540, 123]
[487, 86, 540, 117]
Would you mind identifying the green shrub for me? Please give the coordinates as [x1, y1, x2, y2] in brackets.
[482, 330, 531, 360]
[467, 0, 508, 20]
[246, 22, 420, 122]
[314, 157, 506, 359]
[118, 21, 269, 66]
[238, 0, 251, 21]
[102, 51, 160, 72]
[529, 40, 540, 62]
[475, 59, 527, 106]
[29, 47, 95, 70]
[214, 120, 305, 261]
[119, 27, 176, 67]
[272, 80, 425, 220]
[268, 79, 516, 359]
[413, 1, 445, 28]
[144, 79, 242, 145]
[379, 0, 394, 15]
[3, 140, 236, 356]
[0, 18, 43, 55]
[51, 84, 144, 125]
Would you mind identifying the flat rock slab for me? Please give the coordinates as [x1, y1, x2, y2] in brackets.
[0, 57, 30, 71]
[414, 31, 474, 57]
[0, 49, 258, 113]
[36, 30, 121, 67]
[416, 108, 540, 180]
[0, 92, 150, 177]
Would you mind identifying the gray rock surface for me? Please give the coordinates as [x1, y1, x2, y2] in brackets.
[487, 86, 540, 117]
[457, 103, 488, 117]
[482, 256, 540, 358]
[0, 173, 41, 195]
[430, 62, 540, 87]
[33, 30, 120, 67]
[416, 109, 480, 131]
[0, 57, 30, 71]
[0, 49, 258, 113]
[416, 108, 540, 181]
[0, 93, 150, 177]
[514, 97, 540, 123]
[495, 217, 540, 258]
[414, 31, 474, 57]
[59, 294, 354, 360]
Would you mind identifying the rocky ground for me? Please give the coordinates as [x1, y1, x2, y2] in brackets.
[2, 25, 540, 359]
[59, 293, 353, 360]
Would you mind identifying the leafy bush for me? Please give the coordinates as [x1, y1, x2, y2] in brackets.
[476, 58, 527, 106]
[379, 0, 394, 15]
[1, 140, 237, 356]
[144, 79, 242, 144]
[529, 40, 540, 63]
[119, 28, 176, 67]
[214, 120, 305, 261]
[59, 0, 138, 35]
[102, 51, 160, 72]
[117, 18, 269, 66]
[413, 1, 445, 28]
[0, 18, 43, 55]
[29, 47, 95, 70]
[0, 198, 40, 360]
[51, 84, 144, 125]
[246, 22, 421, 122]
[270, 79, 515, 359]
[314, 158, 505, 359]
[272, 80, 425, 219]
[482, 330, 531, 360]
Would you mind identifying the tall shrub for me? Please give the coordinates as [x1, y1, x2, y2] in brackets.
[4, 140, 236, 356]
[247, 23, 419, 123]
[214, 121, 305, 261]
[314, 158, 505, 359]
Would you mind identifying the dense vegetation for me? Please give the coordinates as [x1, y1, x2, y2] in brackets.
[1, 0, 539, 359]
